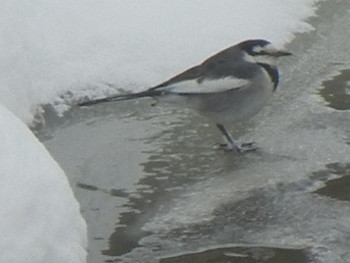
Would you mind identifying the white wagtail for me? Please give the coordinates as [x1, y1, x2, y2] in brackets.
[79, 39, 291, 152]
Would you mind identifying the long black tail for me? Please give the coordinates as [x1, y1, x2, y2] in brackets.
[78, 89, 162, 107]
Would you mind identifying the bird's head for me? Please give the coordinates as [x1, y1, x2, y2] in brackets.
[238, 39, 292, 65]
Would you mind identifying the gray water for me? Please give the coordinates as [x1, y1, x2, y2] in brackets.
[35, 1, 350, 262]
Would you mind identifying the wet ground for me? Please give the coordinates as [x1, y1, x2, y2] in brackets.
[34, 1, 350, 262]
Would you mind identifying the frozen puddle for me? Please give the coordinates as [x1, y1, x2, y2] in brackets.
[319, 69, 350, 110]
[33, 2, 350, 262]
[313, 162, 350, 201]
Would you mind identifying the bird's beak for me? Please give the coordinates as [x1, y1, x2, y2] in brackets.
[273, 50, 293, 57]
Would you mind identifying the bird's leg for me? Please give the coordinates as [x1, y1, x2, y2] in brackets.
[216, 123, 257, 152]
[216, 123, 243, 151]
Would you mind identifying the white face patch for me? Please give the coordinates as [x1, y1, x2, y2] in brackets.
[243, 52, 256, 63]
[262, 43, 280, 54]
[252, 45, 264, 54]
[253, 43, 279, 55]
[250, 43, 281, 65]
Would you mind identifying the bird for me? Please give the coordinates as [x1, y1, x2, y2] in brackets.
[79, 39, 292, 152]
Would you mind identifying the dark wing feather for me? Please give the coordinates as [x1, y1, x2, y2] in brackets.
[150, 65, 202, 90]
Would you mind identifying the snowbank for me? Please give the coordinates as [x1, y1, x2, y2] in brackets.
[0, 103, 87, 263]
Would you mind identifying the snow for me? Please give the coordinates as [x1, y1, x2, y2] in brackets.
[0, 0, 321, 262]
[0, 103, 87, 263]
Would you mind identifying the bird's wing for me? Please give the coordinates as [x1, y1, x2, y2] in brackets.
[150, 59, 258, 95]
[163, 77, 250, 94]
[150, 65, 202, 89]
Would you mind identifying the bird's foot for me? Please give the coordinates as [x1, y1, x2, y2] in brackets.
[219, 141, 258, 153]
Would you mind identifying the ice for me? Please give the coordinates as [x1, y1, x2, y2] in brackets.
[0, 104, 87, 262]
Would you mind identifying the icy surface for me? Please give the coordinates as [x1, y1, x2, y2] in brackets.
[0, 104, 87, 263]
[33, 1, 350, 263]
